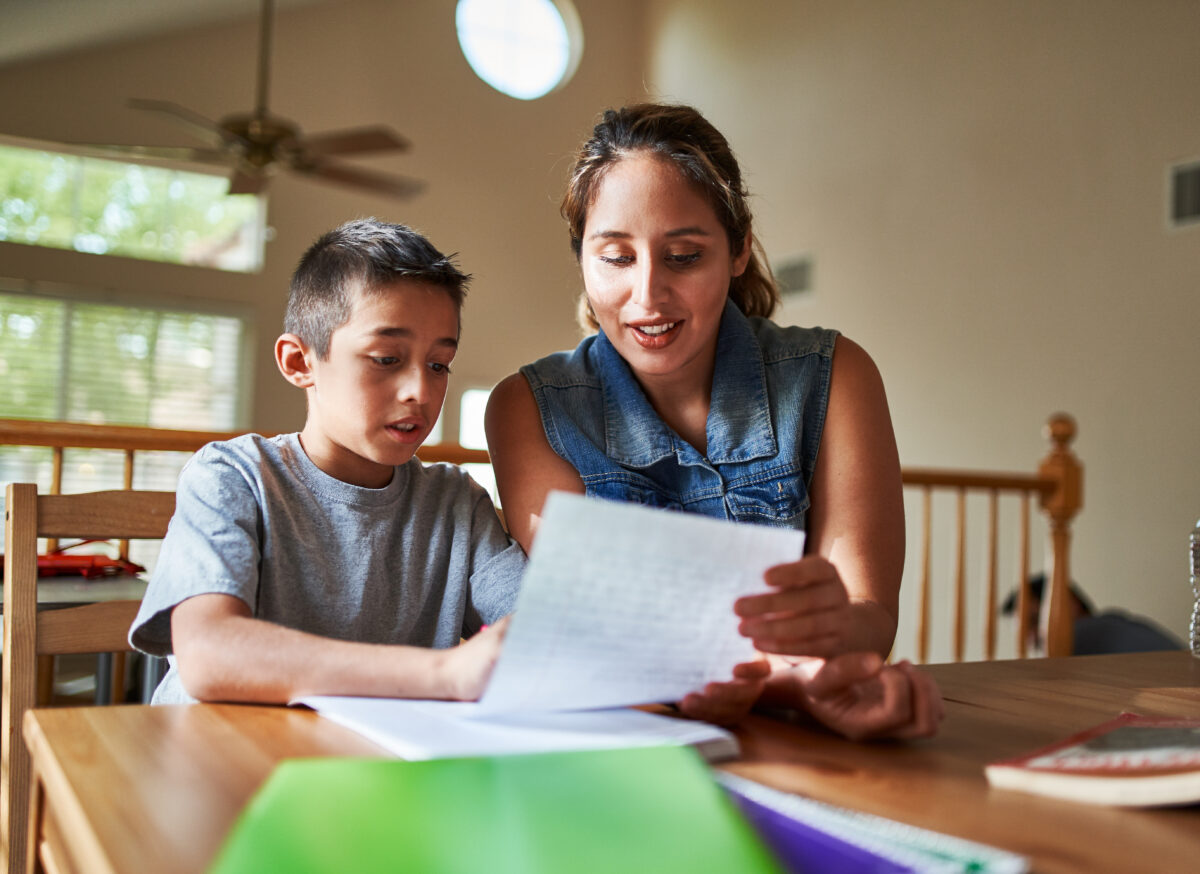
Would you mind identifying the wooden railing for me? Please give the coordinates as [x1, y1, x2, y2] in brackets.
[901, 413, 1082, 661]
[0, 418, 490, 555]
[1, 414, 1082, 660]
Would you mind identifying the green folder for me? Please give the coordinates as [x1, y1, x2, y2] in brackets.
[208, 745, 782, 874]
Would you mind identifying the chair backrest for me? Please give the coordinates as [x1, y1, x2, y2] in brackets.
[896, 414, 1083, 663]
[1, 483, 175, 874]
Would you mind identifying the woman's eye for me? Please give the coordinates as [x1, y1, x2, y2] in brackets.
[598, 253, 634, 266]
[668, 252, 701, 266]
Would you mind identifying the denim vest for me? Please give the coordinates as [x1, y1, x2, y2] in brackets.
[520, 299, 838, 530]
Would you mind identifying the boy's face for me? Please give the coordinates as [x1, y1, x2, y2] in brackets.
[296, 280, 459, 488]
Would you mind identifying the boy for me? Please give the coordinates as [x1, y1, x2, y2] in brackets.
[130, 219, 525, 704]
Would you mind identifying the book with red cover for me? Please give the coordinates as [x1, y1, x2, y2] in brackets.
[984, 712, 1200, 807]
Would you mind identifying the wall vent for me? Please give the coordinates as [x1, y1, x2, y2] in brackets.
[1170, 161, 1200, 227]
[774, 256, 813, 297]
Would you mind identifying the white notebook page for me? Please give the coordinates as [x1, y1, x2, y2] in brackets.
[479, 492, 805, 712]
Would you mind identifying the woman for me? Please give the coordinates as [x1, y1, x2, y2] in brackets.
[486, 103, 941, 738]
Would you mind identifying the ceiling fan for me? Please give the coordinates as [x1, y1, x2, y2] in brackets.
[67, 0, 424, 199]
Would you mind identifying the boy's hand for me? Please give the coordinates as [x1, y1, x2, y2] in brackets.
[734, 557, 853, 659]
[677, 657, 771, 726]
[438, 616, 511, 701]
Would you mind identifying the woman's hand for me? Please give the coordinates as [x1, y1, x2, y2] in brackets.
[734, 557, 854, 659]
[769, 652, 945, 741]
[676, 657, 772, 726]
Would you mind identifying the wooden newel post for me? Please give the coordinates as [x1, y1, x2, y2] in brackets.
[1037, 413, 1083, 657]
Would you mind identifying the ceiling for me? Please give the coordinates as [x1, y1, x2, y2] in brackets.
[0, 0, 320, 69]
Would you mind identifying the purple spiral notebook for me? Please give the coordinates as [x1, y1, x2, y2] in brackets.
[716, 773, 1028, 874]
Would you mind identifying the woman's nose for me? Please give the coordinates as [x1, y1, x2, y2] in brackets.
[631, 259, 667, 308]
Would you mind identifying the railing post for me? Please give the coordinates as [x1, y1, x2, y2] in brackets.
[1037, 414, 1083, 657]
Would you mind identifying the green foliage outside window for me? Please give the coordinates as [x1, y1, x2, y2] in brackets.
[0, 143, 264, 272]
[0, 291, 244, 428]
[0, 289, 246, 499]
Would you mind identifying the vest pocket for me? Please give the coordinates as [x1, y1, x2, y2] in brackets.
[584, 473, 685, 512]
[724, 474, 809, 528]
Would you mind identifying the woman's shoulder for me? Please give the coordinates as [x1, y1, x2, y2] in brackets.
[745, 316, 839, 362]
[518, 334, 604, 390]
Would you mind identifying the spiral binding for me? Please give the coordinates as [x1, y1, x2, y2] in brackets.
[1190, 520, 1200, 656]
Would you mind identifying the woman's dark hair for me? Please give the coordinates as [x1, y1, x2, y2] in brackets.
[562, 103, 779, 331]
[286, 218, 469, 359]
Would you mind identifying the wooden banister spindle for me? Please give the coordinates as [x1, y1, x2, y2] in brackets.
[119, 449, 135, 560]
[1037, 414, 1083, 657]
[917, 487, 932, 663]
[985, 490, 998, 660]
[1017, 494, 1031, 658]
[46, 447, 64, 553]
[954, 488, 966, 661]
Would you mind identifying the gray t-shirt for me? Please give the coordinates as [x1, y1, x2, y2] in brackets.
[129, 433, 526, 703]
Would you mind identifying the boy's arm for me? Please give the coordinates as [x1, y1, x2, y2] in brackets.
[171, 593, 509, 704]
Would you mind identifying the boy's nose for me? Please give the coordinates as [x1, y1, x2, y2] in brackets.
[397, 367, 433, 404]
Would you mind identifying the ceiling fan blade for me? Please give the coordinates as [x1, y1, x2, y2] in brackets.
[288, 157, 426, 200]
[57, 142, 230, 167]
[228, 167, 268, 195]
[127, 98, 226, 146]
[299, 125, 411, 157]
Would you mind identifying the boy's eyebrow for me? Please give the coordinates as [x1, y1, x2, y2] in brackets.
[371, 327, 458, 348]
[587, 226, 712, 241]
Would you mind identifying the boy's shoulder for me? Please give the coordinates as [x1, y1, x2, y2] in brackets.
[187, 432, 299, 476]
[404, 459, 491, 504]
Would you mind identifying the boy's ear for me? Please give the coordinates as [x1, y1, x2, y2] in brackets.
[275, 333, 316, 388]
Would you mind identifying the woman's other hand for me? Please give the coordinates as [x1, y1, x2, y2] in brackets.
[767, 652, 945, 741]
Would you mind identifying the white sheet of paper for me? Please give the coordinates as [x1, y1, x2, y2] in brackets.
[479, 492, 805, 712]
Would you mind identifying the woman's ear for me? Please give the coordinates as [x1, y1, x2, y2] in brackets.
[731, 229, 754, 278]
[275, 333, 316, 388]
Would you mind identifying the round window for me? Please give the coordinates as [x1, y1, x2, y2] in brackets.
[455, 0, 582, 100]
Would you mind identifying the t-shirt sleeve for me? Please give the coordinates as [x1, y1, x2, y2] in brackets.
[128, 447, 264, 655]
[463, 489, 526, 634]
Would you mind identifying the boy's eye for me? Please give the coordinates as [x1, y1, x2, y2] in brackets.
[370, 356, 399, 366]
[428, 362, 452, 375]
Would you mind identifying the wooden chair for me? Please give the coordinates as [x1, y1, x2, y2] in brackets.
[900, 413, 1083, 663]
[1, 483, 175, 874]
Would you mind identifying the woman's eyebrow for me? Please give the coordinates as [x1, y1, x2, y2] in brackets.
[587, 226, 712, 240]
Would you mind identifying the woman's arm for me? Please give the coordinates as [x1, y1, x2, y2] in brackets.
[484, 372, 584, 553]
[735, 336, 903, 659]
[807, 335, 904, 654]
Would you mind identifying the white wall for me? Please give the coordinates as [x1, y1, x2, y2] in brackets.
[646, 0, 1200, 656]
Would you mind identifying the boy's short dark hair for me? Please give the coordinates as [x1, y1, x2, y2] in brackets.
[286, 218, 470, 359]
[1000, 574, 1095, 616]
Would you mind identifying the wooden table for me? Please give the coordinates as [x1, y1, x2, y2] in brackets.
[22, 651, 1200, 874]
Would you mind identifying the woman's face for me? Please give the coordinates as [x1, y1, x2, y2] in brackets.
[580, 152, 750, 386]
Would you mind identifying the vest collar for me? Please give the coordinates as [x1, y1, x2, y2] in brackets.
[594, 299, 778, 467]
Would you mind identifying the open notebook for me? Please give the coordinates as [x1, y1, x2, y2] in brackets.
[296, 695, 739, 762]
[297, 492, 804, 762]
